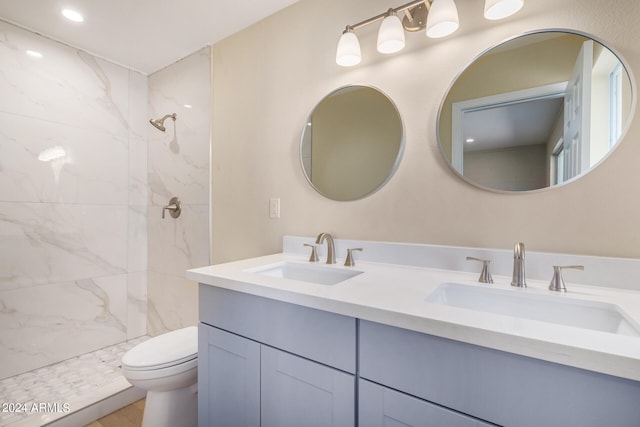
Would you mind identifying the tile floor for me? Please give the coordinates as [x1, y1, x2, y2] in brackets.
[0, 337, 148, 427]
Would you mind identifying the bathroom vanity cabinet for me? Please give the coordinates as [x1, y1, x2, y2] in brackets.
[199, 284, 640, 427]
[198, 285, 356, 427]
[359, 320, 640, 427]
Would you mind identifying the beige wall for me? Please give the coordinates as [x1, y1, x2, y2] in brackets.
[464, 144, 548, 191]
[210, 0, 640, 266]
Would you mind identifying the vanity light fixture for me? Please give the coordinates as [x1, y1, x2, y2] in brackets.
[377, 9, 406, 54]
[336, 0, 525, 66]
[336, 27, 362, 66]
[426, 0, 459, 38]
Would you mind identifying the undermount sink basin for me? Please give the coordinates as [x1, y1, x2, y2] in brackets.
[247, 262, 363, 285]
[427, 283, 640, 337]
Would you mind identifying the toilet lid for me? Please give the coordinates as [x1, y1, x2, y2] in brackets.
[122, 326, 198, 370]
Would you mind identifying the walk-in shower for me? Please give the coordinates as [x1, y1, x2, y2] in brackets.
[149, 113, 177, 132]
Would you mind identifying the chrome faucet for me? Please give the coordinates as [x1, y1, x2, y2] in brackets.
[315, 233, 336, 264]
[549, 265, 584, 292]
[511, 242, 526, 288]
[466, 257, 493, 283]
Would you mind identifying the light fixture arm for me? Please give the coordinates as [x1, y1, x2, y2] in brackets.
[346, 0, 430, 32]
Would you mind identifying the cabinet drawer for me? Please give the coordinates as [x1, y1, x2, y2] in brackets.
[359, 320, 640, 427]
[359, 379, 495, 427]
[199, 285, 356, 373]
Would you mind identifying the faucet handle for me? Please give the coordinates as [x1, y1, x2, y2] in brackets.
[549, 265, 584, 292]
[303, 244, 319, 262]
[466, 257, 494, 284]
[344, 248, 363, 267]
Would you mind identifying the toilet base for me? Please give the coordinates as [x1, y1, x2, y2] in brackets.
[142, 383, 198, 427]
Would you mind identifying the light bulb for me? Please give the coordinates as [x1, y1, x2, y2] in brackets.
[484, 0, 524, 20]
[377, 12, 405, 54]
[426, 0, 459, 39]
[336, 28, 361, 67]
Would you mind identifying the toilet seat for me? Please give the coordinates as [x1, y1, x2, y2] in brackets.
[123, 326, 198, 371]
[123, 356, 197, 381]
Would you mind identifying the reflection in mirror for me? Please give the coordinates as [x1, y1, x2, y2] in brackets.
[438, 31, 633, 192]
[301, 86, 403, 201]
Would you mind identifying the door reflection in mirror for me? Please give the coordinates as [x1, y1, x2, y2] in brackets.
[439, 31, 633, 192]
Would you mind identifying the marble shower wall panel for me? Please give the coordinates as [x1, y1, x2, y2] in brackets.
[128, 71, 149, 207]
[127, 271, 148, 340]
[128, 205, 148, 273]
[126, 56, 148, 343]
[146, 272, 198, 336]
[148, 48, 210, 206]
[0, 21, 130, 140]
[147, 204, 209, 277]
[0, 20, 148, 378]
[147, 124, 209, 206]
[147, 47, 210, 336]
[0, 202, 128, 291]
[0, 112, 128, 204]
[0, 276, 127, 379]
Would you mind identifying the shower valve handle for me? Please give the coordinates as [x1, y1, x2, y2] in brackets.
[162, 197, 182, 219]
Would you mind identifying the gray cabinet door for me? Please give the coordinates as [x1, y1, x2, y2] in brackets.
[359, 380, 496, 427]
[261, 345, 355, 427]
[198, 325, 260, 427]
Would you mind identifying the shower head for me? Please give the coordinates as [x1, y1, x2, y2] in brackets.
[149, 113, 176, 132]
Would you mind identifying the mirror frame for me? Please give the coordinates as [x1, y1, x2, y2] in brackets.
[300, 84, 405, 201]
[436, 29, 636, 194]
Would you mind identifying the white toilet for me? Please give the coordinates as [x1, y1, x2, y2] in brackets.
[122, 326, 198, 427]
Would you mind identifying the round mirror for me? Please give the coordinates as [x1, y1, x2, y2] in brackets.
[438, 31, 634, 192]
[301, 85, 404, 201]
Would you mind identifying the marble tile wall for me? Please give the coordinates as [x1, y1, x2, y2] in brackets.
[0, 20, 148, 378]
[147, 48, 211, 335]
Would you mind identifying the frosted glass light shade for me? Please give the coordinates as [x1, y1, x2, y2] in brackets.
[426, 0, 459, 38]
[377, 14, 405, 54]
[484, 0, 524, 20]
[336, 30, 362, 67]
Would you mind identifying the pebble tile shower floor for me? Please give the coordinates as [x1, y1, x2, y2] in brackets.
[0, 337, 148, 426]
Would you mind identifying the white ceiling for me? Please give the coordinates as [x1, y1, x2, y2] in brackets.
[0, 0, 300, 74]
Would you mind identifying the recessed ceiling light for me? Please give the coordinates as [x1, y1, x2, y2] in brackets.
[62, 9, 84, 23]
[183, 104, 193, 109]
[465, 138, 475, 143]
[26, 50, 43, 58]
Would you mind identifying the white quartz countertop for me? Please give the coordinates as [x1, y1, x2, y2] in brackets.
[187, 252, 640, 382]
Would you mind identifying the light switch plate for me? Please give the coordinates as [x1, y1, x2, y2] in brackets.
[269, 198, 280, 219]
